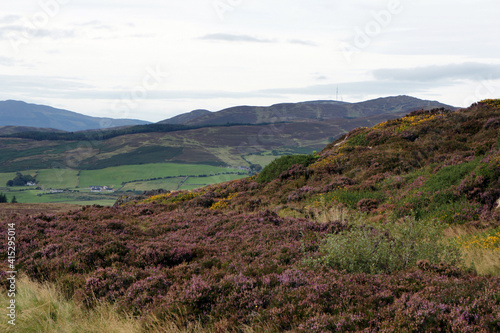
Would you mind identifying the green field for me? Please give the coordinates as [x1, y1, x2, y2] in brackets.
[120, 178, 184, 192]
[0, 172, 16, 187]
[0, 163, 250, 206]
[37, 169, 79, 188]
[79, 163, 244, 188]
[184, 174, 245, 185]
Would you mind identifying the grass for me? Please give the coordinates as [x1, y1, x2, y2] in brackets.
[0, 172, 17, 187]
[183, 174, 245, 185]
[120, 178, 185, 192]
[446, 226, 500, 276]
[0, 275, 271, 333]
[0, 163, 249, 205]
[422, 158, 481, 193]
[79, 164, 244, 188]
[0, 275, 144, 333]
[36, 169, 79, 189]
[312, 189, 385, 210]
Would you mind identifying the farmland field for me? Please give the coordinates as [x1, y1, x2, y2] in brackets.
[78, 163, 245, 188]
[37, 168, 79, 188]
[0, 162, 249, 205]
[120, 178, 184, 192]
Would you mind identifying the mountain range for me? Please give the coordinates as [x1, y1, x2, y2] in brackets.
[159, 95, 455, 126]
[0, 96, 457, 172]
[0, 96, 455, 134]
[0, 100, 150, 132]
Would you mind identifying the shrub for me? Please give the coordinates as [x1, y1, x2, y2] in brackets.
[257, 154, 317, 183]
[317, 217, 461, 274]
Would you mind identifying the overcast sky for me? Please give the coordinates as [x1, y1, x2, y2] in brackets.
[1, 0, 499, 122]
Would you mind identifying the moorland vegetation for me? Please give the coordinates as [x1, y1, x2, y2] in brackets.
[1, 100, 500, 332]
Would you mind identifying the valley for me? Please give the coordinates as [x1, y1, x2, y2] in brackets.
[1, 100, 499, 332]
[0, 96, 454, 205]
[0, 163, 248, 205]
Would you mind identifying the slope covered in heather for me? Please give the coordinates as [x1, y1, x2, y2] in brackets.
[1, 100, 499, 332]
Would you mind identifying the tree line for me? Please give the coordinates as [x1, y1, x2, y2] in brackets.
[0, 122, 284, 142]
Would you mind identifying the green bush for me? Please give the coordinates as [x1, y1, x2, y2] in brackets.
[257, 154, 317, 183]
[348, 132, 369, 146]
[317, 217, 461, 274]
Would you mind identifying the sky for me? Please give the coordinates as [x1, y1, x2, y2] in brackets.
[1, 0, 499, 122]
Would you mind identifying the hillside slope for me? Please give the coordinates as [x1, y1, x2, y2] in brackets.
[0, 100, 150, 131]
[1, 100, 499, 331]
[158, 95, 456, 126]
[0, 109, 409, 172]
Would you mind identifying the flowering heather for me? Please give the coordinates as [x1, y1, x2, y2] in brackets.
[1, 102, 500, 331]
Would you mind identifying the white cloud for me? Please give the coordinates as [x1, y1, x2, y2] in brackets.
[373, 63, 500, 82]
[198, 33, 275, 43]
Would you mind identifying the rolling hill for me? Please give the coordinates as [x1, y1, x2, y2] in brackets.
[0, 100, 151, 131]
[1, 99, 498, 331]
[0, 95, 460, 206]
[158, 95, 456, 126]
[0, 96, 457, 173]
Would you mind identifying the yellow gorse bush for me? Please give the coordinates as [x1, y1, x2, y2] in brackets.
[479, 99, 500, 108]
[394, 114, 439, 133]
[209, 193, 236, 210]
[455, 230, 500, 251]
[142, 191, 199, 204]
[311, 151, 345, 170]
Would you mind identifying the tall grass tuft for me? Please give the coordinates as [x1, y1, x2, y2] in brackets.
[446, 225, 500, 276]
[0, 275, 143, 332]
[0, 275, 277, 333]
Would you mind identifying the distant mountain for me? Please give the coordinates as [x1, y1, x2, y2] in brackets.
[0, 95, 458, 172]
[0, 100, 151, 132]
[158, 96, 456, 126]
